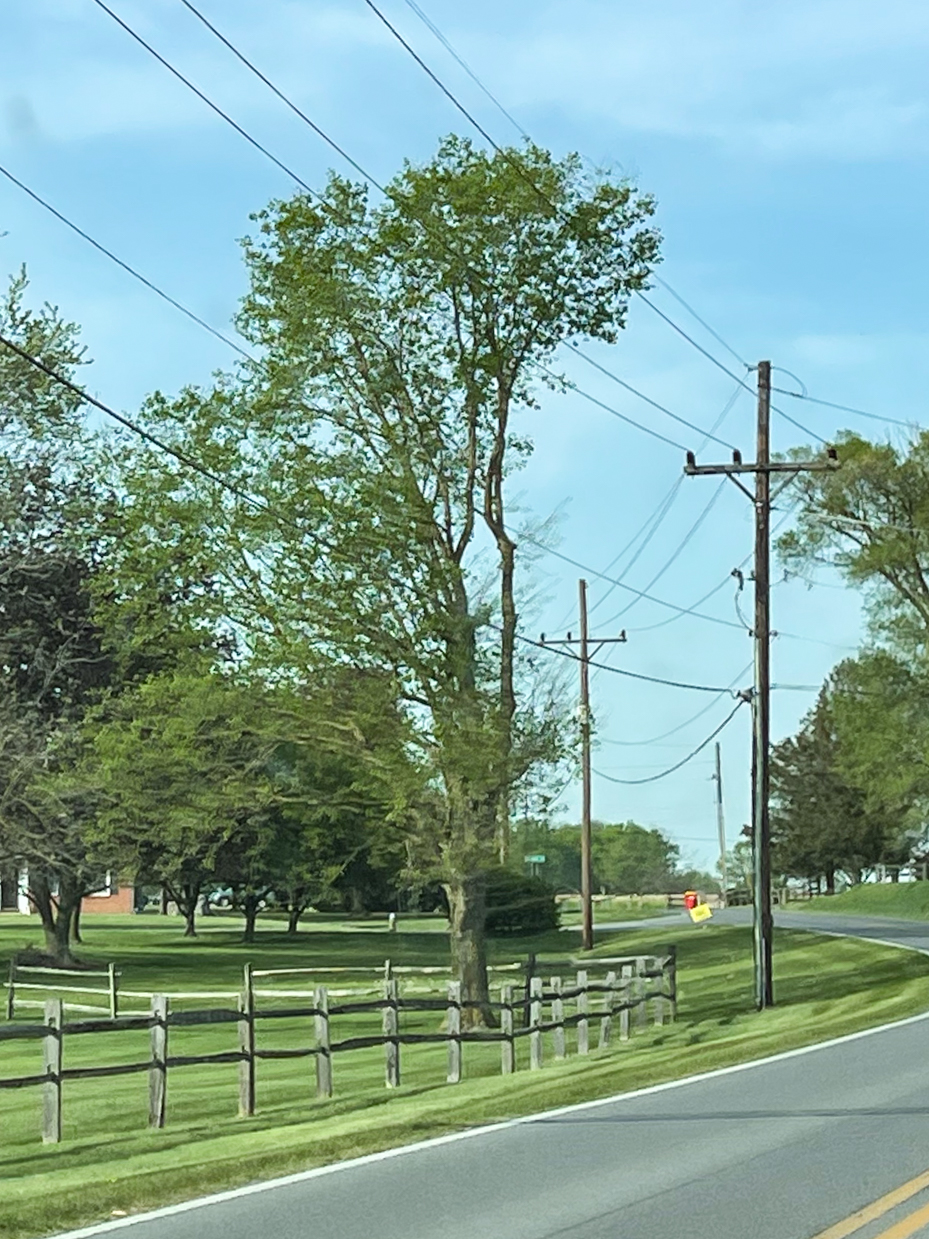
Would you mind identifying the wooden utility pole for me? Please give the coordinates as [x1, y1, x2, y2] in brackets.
[714, 741, 727, 907]
[579, 578, 593, 953]
[684, 361, 838, 1010]
[752, 361, 773, 1008]
[541, 580, 626, 951]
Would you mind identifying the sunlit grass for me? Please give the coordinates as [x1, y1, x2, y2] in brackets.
[0, 913, 926, 1238]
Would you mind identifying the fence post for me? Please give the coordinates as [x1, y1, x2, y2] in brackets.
[149, 994, 168, 1129]
[576, 970, 589, 1056]
[523, 953, 536, 1028]
[6, 959, 14, 1020]
[239, 963, 256, 1117]
[501, 983, 515, 1075]
[314, 986, 332, 1099]
[383, 976, 400, 1088]
[447, 981, 462, 1084]
[42, 997, 63, 1144]
[552, 976, 565, 1060]
[636, 957, 648, 1031]
[619, 964, 632, 1041]
[652, 954, 664, 1027]
[667, 946, 678, 1023]
[599, 970, 616, 1049]
[108, 962, 118, 1020]
[529, 976, 543, 1070]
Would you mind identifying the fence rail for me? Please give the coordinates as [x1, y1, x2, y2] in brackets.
[1, 948, 676, 1144]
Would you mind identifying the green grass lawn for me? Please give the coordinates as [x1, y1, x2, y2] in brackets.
[0, 911, 927, 1238]
[557, 894, 673, 925]
[788, 882, 929, 920]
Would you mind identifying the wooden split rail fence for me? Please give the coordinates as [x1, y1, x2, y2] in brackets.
[1, 949, 675, 1144]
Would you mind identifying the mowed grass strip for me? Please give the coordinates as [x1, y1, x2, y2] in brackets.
[0, 915, 926, 1239]
[790, 882, 929, 920]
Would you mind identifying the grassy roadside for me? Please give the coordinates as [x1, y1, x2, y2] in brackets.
[788, 883, 929, 920]
[1, 918, 927, 1238]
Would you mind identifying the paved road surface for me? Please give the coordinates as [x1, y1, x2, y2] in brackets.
[59, 912, 929, 1239]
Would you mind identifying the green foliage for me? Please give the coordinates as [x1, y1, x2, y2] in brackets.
[779, 430, 929, 654]
[511, 819, 686, 893]
[483, 867, 558, 935]
[771, 685, 909, 887]
[94, 137, 660, 1005]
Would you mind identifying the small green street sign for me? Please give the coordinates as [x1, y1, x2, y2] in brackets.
[524, 854, 546, 864]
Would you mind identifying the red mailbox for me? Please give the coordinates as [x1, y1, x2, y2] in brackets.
[683, 890, 698, 911]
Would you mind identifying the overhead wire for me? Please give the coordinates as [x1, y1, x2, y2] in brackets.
[771, 387, 922, 432]
[596, 661, 754, 746]
[396, 0, 754, 385]
[569, 379, 745, 635]
[593, 697, 747, 785]
[0, 161, 254, 363]
[511, 627, 746, 694]
[131, 0, 740, 454]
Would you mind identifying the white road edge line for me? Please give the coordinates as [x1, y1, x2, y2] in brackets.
[51, 962, 929, 1238]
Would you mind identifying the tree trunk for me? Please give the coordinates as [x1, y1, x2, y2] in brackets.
[445, 875, 495, 1029]
[287, 905, 303, 935]
[825, 867, 836, 895]
[29, 873, 81, 965]
[242, 894, 260, 944]
[165, 882, 200, 937]
[71, 901, 82, 945]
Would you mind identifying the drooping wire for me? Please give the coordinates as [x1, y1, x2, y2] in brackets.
[527, 541, 745, 631]
[0, 161, 254, 363]
[597, 478, 727, 628]
[597, 661, 754, 746]
[396, 0, 752, 384]
[101, 0, 731, 454]
[593, 697, 747, 785]
[510, 627, 745, 694]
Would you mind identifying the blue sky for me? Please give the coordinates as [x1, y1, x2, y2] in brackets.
[3, 0, 925, 875]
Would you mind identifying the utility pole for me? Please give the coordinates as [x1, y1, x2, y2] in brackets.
[684, 361, 837, 1009]
[541, 579, 626, 951]
[714, 742, 727, 907]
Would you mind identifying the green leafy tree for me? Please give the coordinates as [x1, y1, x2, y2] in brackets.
[0, 273, 108, 962]
[103, 137, 660, 1020]
[771, 687, 906, 890]
[81, 671, 281, 937]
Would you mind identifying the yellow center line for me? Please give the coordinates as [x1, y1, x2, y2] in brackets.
[811, 1169, 929, 1239]
[873, 1198, 929, 1239]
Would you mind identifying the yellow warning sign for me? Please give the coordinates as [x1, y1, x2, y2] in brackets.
[689, 902, 713, 923]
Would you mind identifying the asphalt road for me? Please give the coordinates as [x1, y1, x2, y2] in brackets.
[60, 912, 929, 1239]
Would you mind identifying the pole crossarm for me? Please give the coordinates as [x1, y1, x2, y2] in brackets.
[684, 460, 838, 477]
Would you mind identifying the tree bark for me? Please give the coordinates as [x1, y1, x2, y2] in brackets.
[165, 882, 200, 937]
[71, 901, 82, 945]
[29, 873, 81, 965]
[445, 875, 495, 1029]
[241, 894, 260, 944]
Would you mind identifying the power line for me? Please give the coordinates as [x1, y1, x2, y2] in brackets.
[652, 275, 748, 369]
[0, 331, 273, 520]
[565, 343, 737, 452]
[398, 0, 530, 141]
[90, 0, 321, 201]
[377, 0, 751, 391]
[89, 0, 712, 457]
[770, 387, 921, 432]
[597, 661, 754, 746]
[511, 627, 744, 694]
[527, 540, 746, 631]
[597, 478, 727, 628]
[0, 161, 253, 363]
[593, 698, 746, 785]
